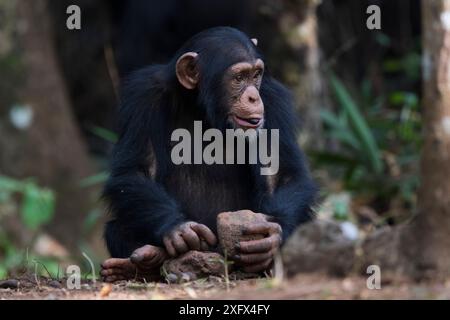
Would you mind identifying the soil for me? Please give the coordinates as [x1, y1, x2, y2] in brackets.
[1, 273, 449, 300]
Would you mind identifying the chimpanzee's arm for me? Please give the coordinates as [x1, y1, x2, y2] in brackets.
[259, 148, 317, 242]
[103, 66, 187, 247]
[103, 173, 186, 247]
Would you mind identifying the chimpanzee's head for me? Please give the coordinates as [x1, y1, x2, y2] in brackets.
[172, 27, 265, 131]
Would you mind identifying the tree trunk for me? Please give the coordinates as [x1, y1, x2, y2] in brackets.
[402, 0, 450, 279]
[251, 0, 326, 147]
[0, 0, 93, 249]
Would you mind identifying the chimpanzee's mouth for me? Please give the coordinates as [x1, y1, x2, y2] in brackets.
[231, 114, 263, 129]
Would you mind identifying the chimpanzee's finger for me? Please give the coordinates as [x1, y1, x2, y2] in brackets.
[171, 232, 189, 254]
[239, 234, 281, 253]
[239, 237, 272, 253]
[234, 248, 276, 264]
[181, 226, 201, 250]
[100, 268, 124, 276]
[163, 237, 177, 257]
[101, 258, 131, 269]
[260, 213, 276, 222]
[200, 240, 209, 251]
[191, 224, 217, 246]
[242, 259, 273, 273]
[130, 245, 156, 263]
[243, 222, 281, 236]
[146, 247, 168, 265]
[130, 245, 167, 268]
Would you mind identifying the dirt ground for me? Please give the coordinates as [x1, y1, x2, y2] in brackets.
[1, 273, 449, 300]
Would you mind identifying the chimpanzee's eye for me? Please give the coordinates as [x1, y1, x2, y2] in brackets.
[254, 69, 262, 80]
[235, 73, 244, 82]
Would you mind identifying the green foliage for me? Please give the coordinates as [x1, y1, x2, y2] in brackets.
[89, 125, 118, 143]
[0, 176, 55, 229]
[79, 125, 116, 188]
[21, 183, 55, 230]
[332, 197, 350, 221]
[0, 176, 56, 278]
[82, 209, 102, 234]
[314, 75, 421, 206]
[79, 171, 109, 188]
[321, 74, 383, 175]
[383, 52, 421, 81]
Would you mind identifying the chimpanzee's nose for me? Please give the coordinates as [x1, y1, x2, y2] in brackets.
[247, 87, 260, 104]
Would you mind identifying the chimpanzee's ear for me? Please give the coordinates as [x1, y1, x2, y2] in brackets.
[251, 38, 258, 46]
[176, 52, 199, 89]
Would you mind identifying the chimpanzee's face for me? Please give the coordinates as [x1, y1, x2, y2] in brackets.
[224, 59, 265, 130]
[175, 51, 265, 130]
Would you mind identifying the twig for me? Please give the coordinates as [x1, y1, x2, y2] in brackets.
[223, 250, 231, 292]
[33, 261, 41, 290]
[104, 44, 120, 100]
[32, 259, 54, 279]
[322, 37, 359, 71]
[82, 251, 97, 286]
[272, 251, 284, 285]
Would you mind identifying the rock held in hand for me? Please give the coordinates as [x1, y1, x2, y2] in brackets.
[217, 210, 266, 258]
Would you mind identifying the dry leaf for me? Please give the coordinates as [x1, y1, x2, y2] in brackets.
[99, 284, 113, 297]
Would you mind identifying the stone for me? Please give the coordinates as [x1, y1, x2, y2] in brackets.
[216, 210, 266, 258]
[282, 219, 356, 276]
[0, 279, 19, 289]
[163, 251, 225, 280]
[48, 280, 62, 288]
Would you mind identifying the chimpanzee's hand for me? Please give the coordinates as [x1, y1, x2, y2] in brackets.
[235, 215, 282, 273]
[163, 222, 217, 257]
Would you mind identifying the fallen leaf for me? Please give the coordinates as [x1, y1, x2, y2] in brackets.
[99, 284, 113, 297]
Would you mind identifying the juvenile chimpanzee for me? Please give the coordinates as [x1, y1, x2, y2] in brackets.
[101, 27, 317, 282]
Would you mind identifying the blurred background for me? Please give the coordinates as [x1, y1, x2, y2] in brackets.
[0, 0, 422, 279]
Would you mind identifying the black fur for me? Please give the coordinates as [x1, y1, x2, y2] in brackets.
[103, 27, 317, 258]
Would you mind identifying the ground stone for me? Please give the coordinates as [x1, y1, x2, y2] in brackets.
[163, 251, 225, 280]
[282, 219, 357, 276]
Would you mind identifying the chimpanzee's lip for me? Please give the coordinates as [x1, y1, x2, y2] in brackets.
[231, 114, 263, 129]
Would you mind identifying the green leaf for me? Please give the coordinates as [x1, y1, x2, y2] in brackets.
[329, 74, 383, 174]
[0, 265, 7, 280]
[375, 32, 391, 47]
[321, 110, 361, 149]
[20, 183, 55, 230]
[0, 190, 11, 203]
[309, 151, 357, 167]
[329, 129, 361, 151]
[82, 209, 102, 234]
[320, 110, 343, 129]
[79, 171, 109, 188]
[89, 125, 118, 143]
[0, 175, 23, 192]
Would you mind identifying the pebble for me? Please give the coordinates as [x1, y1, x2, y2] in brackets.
[0, 279, 19, 289]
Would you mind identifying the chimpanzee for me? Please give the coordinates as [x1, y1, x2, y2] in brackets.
[100, 27, 317, 282]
